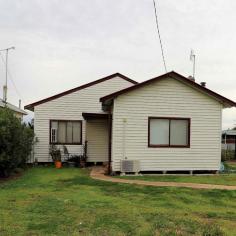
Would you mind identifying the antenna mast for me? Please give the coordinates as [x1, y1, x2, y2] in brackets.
[0, 46, 15, 103]
[190, 49, 196, 78]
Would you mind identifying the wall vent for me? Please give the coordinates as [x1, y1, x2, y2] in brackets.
[120, 160, 140, 173]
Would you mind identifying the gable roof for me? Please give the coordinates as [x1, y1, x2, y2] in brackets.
[25, 73, 137, 111]
[0, 99, 27, 115]
[100, 71, 236, 108]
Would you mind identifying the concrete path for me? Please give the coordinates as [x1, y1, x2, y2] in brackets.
[90, 167, 236, 190]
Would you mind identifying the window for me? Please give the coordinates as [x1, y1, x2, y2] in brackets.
[148, 117, 190, 147]
[50, 120, 82, 144]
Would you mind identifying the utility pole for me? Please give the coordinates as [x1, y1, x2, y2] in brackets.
[0, 46, 15, 103]
[190, 49, 196, 79]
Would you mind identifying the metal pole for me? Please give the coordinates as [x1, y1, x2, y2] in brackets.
[108, 113, 112, 175]
[5, 49, 8, 102]
[0, 46, 15, 103]
[225, 133, 227, 159]
[190, 50, 196, 79]
[193, 55, 196, 78]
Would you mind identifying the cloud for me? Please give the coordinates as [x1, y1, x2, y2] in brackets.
[0, 0, 235, 128]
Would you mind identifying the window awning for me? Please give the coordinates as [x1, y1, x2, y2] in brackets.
[82, 112, 109, 120]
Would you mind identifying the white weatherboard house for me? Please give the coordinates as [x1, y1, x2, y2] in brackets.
[25, 72, 236, 173]
[0, 98, 27, 120]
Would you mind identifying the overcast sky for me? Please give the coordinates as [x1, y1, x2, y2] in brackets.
[0, 0, 235, 129]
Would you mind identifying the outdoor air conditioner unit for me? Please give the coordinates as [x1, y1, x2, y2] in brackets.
[120, 160, 140, 174]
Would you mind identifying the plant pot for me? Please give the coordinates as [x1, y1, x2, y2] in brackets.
[55, 161, 62, 169]
[68, 161, 75, 167]
[80, 160, 86, 168]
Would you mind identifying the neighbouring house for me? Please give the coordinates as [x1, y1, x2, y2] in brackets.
[222, 130, 236, 159]
[25, 71, 236, 173]
[0, 98, 27, 120]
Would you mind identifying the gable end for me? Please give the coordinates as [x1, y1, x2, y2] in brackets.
[100, 71, 236, 108]
[25, 73, 137, 111]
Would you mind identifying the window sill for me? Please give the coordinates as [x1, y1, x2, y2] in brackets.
[148, 145, 190, 148]
[50, 142, 82, 145]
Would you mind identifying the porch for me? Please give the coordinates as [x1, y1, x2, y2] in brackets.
[82, 113, 112, 170]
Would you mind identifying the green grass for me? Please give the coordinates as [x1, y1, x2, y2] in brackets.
[1, 167, 236, 235]
[224, 161, 236, 171]
[117, 173, 236, 186]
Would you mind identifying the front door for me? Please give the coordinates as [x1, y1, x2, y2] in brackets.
[86, 119, 109, 163]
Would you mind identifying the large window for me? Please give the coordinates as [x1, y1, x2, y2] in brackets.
[50, 120, 82, 144]
[148, 117, 190, 147]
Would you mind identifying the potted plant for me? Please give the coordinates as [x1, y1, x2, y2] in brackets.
[80, 155, 86, 168]
[49, 145, 62, 168]
[67, 156, 80, 167]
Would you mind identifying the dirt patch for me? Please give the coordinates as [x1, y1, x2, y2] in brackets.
[90, 167, 236, 190]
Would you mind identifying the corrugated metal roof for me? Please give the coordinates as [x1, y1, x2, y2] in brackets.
[0, 99, 27, 115]
[222, 130, 236, 135]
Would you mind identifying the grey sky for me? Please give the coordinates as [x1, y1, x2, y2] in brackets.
[0, 0, 235, 129]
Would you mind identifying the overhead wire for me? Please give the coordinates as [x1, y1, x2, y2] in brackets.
[152, 0, 167, 72]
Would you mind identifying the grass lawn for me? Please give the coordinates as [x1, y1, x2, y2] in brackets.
[225, 161, 236, 171]
[1, 167, 236, 235]
[117, 173, 236, 186]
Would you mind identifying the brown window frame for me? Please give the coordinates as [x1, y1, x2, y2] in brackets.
[148, 117, 191, 148]
[49, 120, 82, 145]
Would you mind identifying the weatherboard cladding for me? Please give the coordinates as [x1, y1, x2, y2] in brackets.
[111, 77, 222, 171]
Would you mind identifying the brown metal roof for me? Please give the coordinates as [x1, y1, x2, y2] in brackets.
[100, 71, 236, 108]
[25, 73, 137, 111]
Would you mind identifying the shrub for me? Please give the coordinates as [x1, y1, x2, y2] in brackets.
[0, 108, 34, 177]
[221, 150, 235, 161]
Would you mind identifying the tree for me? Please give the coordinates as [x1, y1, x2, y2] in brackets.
[0, 108, 34, 177]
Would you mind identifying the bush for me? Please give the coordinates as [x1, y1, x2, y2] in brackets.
[0, 108, 34, 177]
[221, 150, 235, 161]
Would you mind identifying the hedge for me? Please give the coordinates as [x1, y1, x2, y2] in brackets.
[0, 108, 34, 177]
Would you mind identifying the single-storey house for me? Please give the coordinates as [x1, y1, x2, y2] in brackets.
[0, 98, 27, 120]
[25, 71, 236, 173]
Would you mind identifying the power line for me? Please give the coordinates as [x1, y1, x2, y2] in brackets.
[152, 0, 167, 73]
[0, 51, 23, 100]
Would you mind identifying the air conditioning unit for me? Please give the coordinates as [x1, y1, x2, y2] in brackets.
[120, 160, 140, 174]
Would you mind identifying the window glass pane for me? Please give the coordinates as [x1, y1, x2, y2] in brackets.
[67, 122, 73, 143]
[170, 120, 188, 146]
[51, 129, 57, 143]
[150, 119, 169, 145]
[58, 121, 66, 143]
[51, 121, 58, 129]
[51, 121, 58, 143]
[73, 122, 81, 143]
